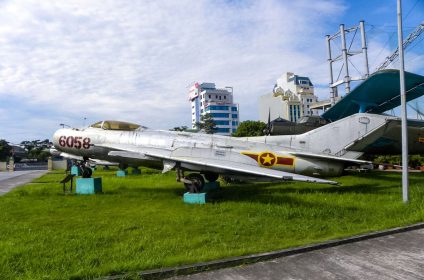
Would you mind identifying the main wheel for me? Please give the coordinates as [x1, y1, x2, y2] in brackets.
[204, 172, 219, 182]
[119, 163, 128, 170]
[184, 173, 205, 193]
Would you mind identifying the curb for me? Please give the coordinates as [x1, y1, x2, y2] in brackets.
[101, 222, 424, 280]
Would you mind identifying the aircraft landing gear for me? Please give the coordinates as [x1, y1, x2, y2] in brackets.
[204, 172, 219, 182]
[176, 168, 205, 193]
[81, 166, 92, 178]
[184, 173, 205, 193]
[73, 159, 93, 178]
[118, 163, 128, 170]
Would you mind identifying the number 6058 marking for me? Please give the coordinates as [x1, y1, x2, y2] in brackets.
[59, 136, 91, 149]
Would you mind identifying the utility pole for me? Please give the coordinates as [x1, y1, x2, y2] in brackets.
[397, 0, 409, 203]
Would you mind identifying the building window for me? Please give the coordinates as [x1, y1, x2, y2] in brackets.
[232, 121, 238, 126]
[209, 105, 229, 110]
[211, 113, 230, 118]
[209, 95, 211, 98]
[232, 114, 238, 118]
[215, 120, 229, 125]
[231, 107, 237, 111]
[224, 96, 226, 99]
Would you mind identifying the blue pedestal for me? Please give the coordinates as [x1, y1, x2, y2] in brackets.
[116, 170, 128, 177]
[71, 165, 81, 176]
[132, 168, 141, 175]
[183, 192, 207, 204]
[76, 177, 102, 194]
[203, 181, 220, 192]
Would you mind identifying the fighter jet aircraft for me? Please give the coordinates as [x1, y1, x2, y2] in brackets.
[52, 113, 408, 192]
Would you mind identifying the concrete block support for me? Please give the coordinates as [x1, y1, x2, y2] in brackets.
[183, 192, 207, 204]
[116, 170, 128, 177]
[76, 177, 102, 194]
[132, 168, 141, 175]
[71, 165, 82, 176]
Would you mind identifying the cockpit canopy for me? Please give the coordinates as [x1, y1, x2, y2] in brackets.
[90, 120, 145, 131]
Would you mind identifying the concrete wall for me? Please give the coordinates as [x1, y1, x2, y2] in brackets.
[0, 162, 6, 171]
[52, 160, 67, 170]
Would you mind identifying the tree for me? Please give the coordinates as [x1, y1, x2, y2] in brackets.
[20, 139, 52, 161]
[0, 140, 12, 161]
[195, 113, 216, 134]
[171, 126, 188, 132]
[232, 121, 267, 137]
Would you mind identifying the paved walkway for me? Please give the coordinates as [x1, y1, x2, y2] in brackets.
[172, 228, 424, 280]
[0, 170, 48, 195]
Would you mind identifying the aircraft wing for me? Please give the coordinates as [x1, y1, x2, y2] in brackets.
[97, 144, 337, 184]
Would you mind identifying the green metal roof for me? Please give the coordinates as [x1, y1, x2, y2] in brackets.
[322, 69, 424, 121]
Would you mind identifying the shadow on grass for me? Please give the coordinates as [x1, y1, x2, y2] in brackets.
[101, 185, 185, 196]
[209, 181, 400, 205]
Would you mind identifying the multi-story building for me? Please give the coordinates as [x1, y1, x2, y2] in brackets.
[189, 82, 239, 135]
[259, 72, 318, 123]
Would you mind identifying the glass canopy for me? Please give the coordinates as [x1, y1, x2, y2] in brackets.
[89, 121, 142, 131]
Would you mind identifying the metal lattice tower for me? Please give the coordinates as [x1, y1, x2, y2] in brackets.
[326, 21, 370, 105]
[375, 23, 424, 72]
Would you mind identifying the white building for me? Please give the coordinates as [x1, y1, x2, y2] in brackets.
[259, 72, 319, 123]
[189, 82, 239, 135]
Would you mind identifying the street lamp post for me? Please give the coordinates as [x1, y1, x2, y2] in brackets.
[397, 0, 409, 203]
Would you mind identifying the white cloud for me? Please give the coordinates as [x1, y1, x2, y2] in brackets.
[0, 0, 422, 142]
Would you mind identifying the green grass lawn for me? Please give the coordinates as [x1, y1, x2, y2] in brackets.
[0, 168, 423, 279]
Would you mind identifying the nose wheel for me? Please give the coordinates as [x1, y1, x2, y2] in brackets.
[72, 159, 93, 178]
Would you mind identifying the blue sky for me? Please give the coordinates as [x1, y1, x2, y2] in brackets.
[0, 0, 423, 143]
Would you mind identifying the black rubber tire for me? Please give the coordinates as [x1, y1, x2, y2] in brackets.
[118, 163, 128, 170]
[184, 173, 205, 193]
[204, 172, 219, 182]
[81, 166, 93, 178]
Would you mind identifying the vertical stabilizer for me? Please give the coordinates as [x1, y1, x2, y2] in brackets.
[266, 113, 396, 159]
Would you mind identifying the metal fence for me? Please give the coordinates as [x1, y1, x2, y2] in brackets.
[12, 162, 48, 171]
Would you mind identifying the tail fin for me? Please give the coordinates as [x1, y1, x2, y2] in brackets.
[266, 113, 396, 159]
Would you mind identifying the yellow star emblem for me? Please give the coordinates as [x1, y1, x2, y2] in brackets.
[259, 152, 276, 167]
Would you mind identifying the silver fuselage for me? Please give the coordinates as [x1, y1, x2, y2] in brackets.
[53, 127, 345, 177]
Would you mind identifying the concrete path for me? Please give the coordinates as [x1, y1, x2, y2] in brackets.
[0, 170, 48, 195]
[172, 228, 424, 280]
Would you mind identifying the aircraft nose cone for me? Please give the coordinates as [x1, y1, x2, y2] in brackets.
[52, 129, 65, 149]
